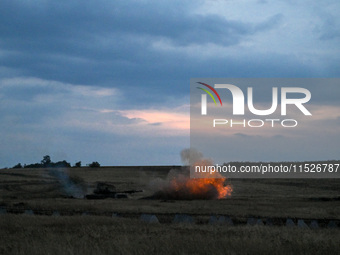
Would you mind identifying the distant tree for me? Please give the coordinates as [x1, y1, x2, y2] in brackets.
[75, 161, 82, 167]
[53, 160, 71, 168]
[24, 163, 43, 168]
[19, 156, 73, 169]
[41, 155, 51, 166]
[12, 163, 23, 169]
[89, 161, 100, 168]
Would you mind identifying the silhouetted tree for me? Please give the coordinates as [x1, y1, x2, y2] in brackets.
[20, 156, 71, 168]
[89, 161, 100, 167]
[24, 163, 43, 168]
[41, 155, 51, 166]
[75, 161, 81, 167]
[53, 160, 71, 168]
[12, 163, 23, 169]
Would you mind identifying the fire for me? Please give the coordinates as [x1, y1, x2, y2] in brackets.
[151, 149, 233, 200]
[170, 176, 232, 199]
[152, 166, 233, 200]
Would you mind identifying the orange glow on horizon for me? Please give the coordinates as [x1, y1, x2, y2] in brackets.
[118, 109, 189, 130]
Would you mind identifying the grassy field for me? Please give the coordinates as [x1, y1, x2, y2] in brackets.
[0, 166, 339, 254]
[1, 214, 339, 255]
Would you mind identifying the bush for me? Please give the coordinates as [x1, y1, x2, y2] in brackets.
[23, 156, 71, 168]
[89, 161, 100, 168]
[53, 160, 71, 168]
[12, 163, 23, 169]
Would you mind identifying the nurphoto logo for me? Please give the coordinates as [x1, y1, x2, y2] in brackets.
[196, 81, 312, 128]
[190, 78, 340, 179]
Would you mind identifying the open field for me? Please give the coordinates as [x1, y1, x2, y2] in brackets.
[1, 214, 339, 255]
[1, 166, 340, 254]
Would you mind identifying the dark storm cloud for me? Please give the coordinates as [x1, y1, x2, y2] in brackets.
[0, 0, 283, 87]
[1, 0, 339, 105]
[0, 0, 281, 46]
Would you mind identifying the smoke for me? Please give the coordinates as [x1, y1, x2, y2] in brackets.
[149, 149, 232, 200]
[180, 148, 203, 165]
[48, 168, 87, 198]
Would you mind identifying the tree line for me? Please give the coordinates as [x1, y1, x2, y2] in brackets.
[12, 155, 100, 169]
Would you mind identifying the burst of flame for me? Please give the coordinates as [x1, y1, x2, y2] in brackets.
[157, 166, 232, 200]
[151, 153, 233, 200]
[170, 176, 232, 199]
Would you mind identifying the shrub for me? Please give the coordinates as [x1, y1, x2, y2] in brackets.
[89, 161, 100, 168]
[12, 163, 23, 169]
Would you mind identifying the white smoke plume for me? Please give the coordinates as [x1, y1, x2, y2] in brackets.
[48, 168, 87, 198]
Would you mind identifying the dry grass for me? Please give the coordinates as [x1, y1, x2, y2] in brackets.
[0, 214, 339, 255]
[1, 167, 339, 219]
[0, 167, 339, 254]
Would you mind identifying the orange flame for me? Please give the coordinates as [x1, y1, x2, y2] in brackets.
[153, 166, 232, 200]
[170, 176, 232, 199]
[151, 155, 233, 200]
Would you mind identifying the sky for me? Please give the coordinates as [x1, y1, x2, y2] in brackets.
[0, 0, 339, 167]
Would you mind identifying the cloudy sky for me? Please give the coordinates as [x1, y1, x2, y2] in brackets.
[0, 0, 339, 167]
